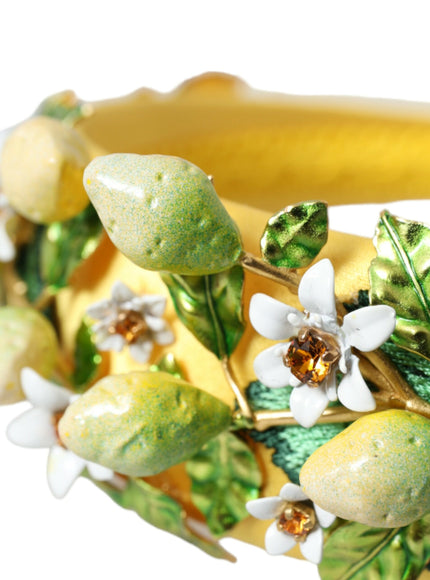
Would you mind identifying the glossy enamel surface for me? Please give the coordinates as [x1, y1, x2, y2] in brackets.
[83, 153, 242, 275]
[59, 371, 232, 476]
[300, 410, 430, 527]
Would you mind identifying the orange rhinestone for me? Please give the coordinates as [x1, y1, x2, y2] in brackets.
[277, 502, 316, 541]
[285, 328, 338, 386]
[109, 310, 148, 344]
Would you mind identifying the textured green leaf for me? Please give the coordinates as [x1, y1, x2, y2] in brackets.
[370, 211, 430, 360]
[319, 514, 430, 580]
[161, 265, 244, 358]
[246, 381, 347, 483]
[71, 319, 101, 392]
[40, 203, 103, 290]
[186, 432, 261, 536]
[14, 225, 46, 302]
[261, 201, 328, 268]
[95, 478, 234, 561]
[14, 204, 103, 302]
[36, 90, 88, 125]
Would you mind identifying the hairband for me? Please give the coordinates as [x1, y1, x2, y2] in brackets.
[1, 74, 430, 580]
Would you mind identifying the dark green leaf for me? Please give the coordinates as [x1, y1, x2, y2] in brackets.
[319, 514, 430, 580]
[186, 432, 261, 536]
[95, 477, 235, 561]
[370, 211, 430, 360]
[40, 203, 103, 290]
[161, 265, 244, 358]
[261, 201, 328, 268]
[36, 90, 88, 125]
[14, 225, 46, 302]
[246, 381, 347, 483]
[71, 319, 101, 392]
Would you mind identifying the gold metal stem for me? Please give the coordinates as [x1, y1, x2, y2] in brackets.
[222, 356, 254, 420]
[252, 403, 392, 431]
[239, 251, 300, 294]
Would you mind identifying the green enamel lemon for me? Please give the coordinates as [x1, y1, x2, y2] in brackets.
[1, 116, 91, 224]
[300, 410, 430, 527]
[83, 154, 243, 275]
[58, 371, 232, 476]
[0, 306, 58, 404]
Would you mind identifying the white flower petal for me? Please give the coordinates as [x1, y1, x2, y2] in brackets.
[7, 408, 57, 448]
[299, 525, 323, 564]
[139, 295, 166, 318]
[289, 384, 329, 428]
[47, 446, 86, 499]
[0, 218, 15, 262]
[111, 280, 135, 304]
[280, 483, 308, 502]
[249, 293, 303, 340]
[86, 461, 114, 481]
[246, 497, 284, 520]
[342, 305, 396, 352]
[145, 314, 166, 332]
[265, 521, 297, 555]
[253, 343, 293, 388]
[129, 340, 153, 363]
[86, 299, 114, 320]
[337, 355, 376, 412]
[314, 504, 337, 528]
[325, 372, 338, 402]
[97, 333, 126, 352]
[298, 259, 336, 319]
[20, 368, 72, 410]
[154, 327, 175, 346]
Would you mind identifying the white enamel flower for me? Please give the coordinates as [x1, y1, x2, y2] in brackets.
[246, 482, 336, 564]
[250, 259, 396, 428]
[86, 280, 174, 363]
[6, 367, 114, 498]
[0, 192, 16, 262]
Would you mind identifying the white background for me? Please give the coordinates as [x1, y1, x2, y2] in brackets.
[1, 2, 430, 579]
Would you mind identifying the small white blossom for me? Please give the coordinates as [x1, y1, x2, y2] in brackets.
[86, 281, 174, 363]
[6, 368, 113, 498]
[250, 259, 396, 428]
[246, 483, 336, 564]
[0, 193, 16, 262]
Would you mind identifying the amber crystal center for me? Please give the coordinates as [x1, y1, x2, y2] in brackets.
[285, 327, 340, 386]
[277, 501, 316, 542]
[109, 310, 148, 344]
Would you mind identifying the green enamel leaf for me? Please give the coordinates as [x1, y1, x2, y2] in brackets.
[14, 204, 103, 302]
[95, 478, 234, 561]
[186, 432, 262, 536]
[149, 352, 185, 379]
[370, 211, 430, 360]
[40, 203, 103, 290]
[70, 319, 101, 392]
[261, 201, 328, 268]
[161, 265, 244, 359]
[36, 90, 88, 125]
[246, 381, 347, 483]
[14, 225, 45, 302]
[319, 514, 430, 580]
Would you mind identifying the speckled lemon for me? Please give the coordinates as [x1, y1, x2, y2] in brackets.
[1, 116, 91, 223]
[0, 306, 58, 404]
[300, 409, 430, 527]
[83, 154, 243, 275]
[59, 371, 232, 476]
